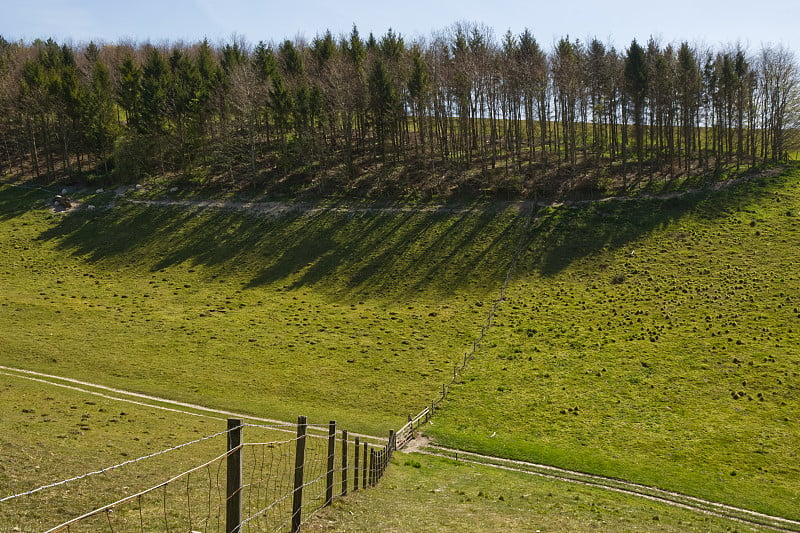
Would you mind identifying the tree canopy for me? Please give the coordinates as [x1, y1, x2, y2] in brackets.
[1, 26, 798, 199]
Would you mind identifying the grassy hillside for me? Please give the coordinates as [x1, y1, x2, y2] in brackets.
[1, 164, 799, 526]
[0, 184, 521, 435]
[0, 373, 227, 530]
[428, 166, 800, 519]
[305, 452, 774, 532]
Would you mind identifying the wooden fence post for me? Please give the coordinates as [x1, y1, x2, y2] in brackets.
[341, 430, 349, 497]
[353, 436, 360, 492]
[378, 448, 384, 482]
[291, 415, 307, 533]
[325, 421, 336, 506]
[369, 449, 376, 486]
[362, 443, 368, 489]
[226, 418, 242, 533]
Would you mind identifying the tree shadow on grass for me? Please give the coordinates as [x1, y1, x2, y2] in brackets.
[522, 170, 791, 277]
[0, 184, 53, 221]
[29, 168, 792, 298]
[33, 199, 525, 300]
[240, 205, 526, 299]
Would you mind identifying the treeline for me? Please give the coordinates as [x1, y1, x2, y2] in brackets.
[0, 23, 798, 197]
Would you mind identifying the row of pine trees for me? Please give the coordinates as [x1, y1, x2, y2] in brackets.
[0, 23, 798, 197]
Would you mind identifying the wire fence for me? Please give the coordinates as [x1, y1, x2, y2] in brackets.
[396, 201, 537, 449]
[1, 417, 394, 532]
[2, 202, 537, 532]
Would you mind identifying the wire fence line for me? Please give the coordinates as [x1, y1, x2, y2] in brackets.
[396, 202, 538, 449]
[3, 416, 396, 532]
[3, 206, 536, 530]
[0, 427, 235, 505]
[45, 447, 236, 532]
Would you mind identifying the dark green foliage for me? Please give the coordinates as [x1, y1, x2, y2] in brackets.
[139, 47, 169, 135]
[83, 61, 116, 172]
[279, 40, 304, 77]
[368, 58, 396, 158]
[625, 39, 649, 170]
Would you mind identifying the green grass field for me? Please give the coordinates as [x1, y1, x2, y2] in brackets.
[305, 452, 774, 532]
[428, 168, 800, 519]
[0, 187, 521, 434]
[1, 165, 799, 528]
[0, 372, 228, 530]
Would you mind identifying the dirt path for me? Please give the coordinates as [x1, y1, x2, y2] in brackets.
[125, 197, 531, 217]
[401, 444, 800, 532]
[0, 365, 387, 443]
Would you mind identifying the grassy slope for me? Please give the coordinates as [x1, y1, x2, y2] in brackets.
[0, 373, 226, 530]
[429, 167, 800, 519]
[2, 165, 799, 526]
[305, 452, 773, 532]
[0, 186, 520, 435]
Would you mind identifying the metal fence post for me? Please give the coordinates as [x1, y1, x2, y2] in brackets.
[226, 418, 242, 533]
[291, 415, 307, 533]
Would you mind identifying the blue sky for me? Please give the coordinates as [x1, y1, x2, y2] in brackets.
[2, 0, 798, 55]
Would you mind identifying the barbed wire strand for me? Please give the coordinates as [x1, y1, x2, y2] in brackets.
[45, 447, 239, 532]
[1, 426, 238, 504]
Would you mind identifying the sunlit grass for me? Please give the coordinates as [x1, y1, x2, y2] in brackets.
[0, 186, 520, 435]
[428, 165, 800, 519]
[305, 452, 774, 532]
[2, 164, 799, 526]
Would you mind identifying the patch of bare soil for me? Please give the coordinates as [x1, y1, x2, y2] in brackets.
[400, 434, 432, 454]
